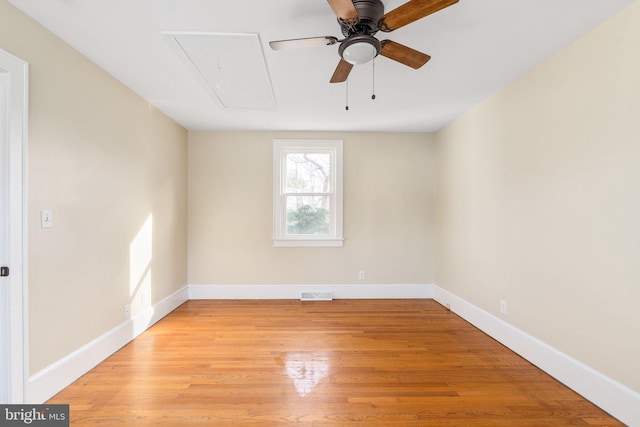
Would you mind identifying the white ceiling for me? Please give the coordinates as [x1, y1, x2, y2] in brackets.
[9, 0, 635, 132]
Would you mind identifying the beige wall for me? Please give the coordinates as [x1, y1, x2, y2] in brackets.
[1, 2, 188, 374]
[434, 2, 640, 392]
[189, 131, 434, 286]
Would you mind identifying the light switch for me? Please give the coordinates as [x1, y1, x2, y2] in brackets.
[41, 209, 53, 228]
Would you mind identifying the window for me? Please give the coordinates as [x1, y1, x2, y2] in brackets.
[273, 139, 343, 247]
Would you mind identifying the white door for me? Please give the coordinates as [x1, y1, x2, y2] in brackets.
[0, 48, 28, 404]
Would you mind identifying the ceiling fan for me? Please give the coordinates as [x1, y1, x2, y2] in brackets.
[269, 0, 459, 83]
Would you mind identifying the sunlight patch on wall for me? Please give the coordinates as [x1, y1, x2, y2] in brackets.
[130, 214, 152, 307]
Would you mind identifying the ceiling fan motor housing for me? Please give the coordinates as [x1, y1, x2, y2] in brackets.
[337, 0, 385, 65]
[339, 0, 384, 37]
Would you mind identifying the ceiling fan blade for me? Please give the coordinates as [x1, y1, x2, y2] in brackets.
[326, 0, 359, 20]
[330, 59, 354, 83]
[379, 0, 459, 32]
[380, 40, 431, 69]
[269, 36, 338, 50]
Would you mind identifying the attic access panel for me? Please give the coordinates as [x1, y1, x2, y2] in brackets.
[164, 31, 276, 110]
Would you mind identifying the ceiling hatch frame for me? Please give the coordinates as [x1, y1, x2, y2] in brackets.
[163, 31, 277, 110]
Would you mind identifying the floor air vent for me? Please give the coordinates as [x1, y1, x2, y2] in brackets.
[300, 291, 333, 301]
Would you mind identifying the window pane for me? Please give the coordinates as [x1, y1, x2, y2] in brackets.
[285, 152, 331, 193]
[286, 196, 330, 235]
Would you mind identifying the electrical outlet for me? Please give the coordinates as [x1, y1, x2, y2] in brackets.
[500, 300, 508, 315]
[358, 270, 365, 280]
[124, 304, 130, 319]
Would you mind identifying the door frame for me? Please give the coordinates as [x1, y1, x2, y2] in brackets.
[0, 48, 29, 404]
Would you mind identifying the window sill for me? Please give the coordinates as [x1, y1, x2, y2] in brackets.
[273, 239, 344, 248]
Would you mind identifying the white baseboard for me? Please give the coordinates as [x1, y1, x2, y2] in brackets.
[28, 286, 189, 403]
[433, 286, 640, 427]
[188, 283, 434, 300]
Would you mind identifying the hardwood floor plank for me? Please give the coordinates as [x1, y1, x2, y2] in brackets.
[47, 300, 623, 426]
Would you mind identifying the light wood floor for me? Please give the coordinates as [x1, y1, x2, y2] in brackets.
[48, 300, 623, 426]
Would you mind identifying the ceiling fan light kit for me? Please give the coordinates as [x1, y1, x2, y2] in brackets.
[269, 0, 460, 83]
[339, 34, 380, 65]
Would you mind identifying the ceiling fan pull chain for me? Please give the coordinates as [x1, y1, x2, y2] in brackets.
[372, 53, 376, 100]
[345, 79, 349, 111]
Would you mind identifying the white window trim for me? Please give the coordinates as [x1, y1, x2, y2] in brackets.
[273, 139, 343, 247]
